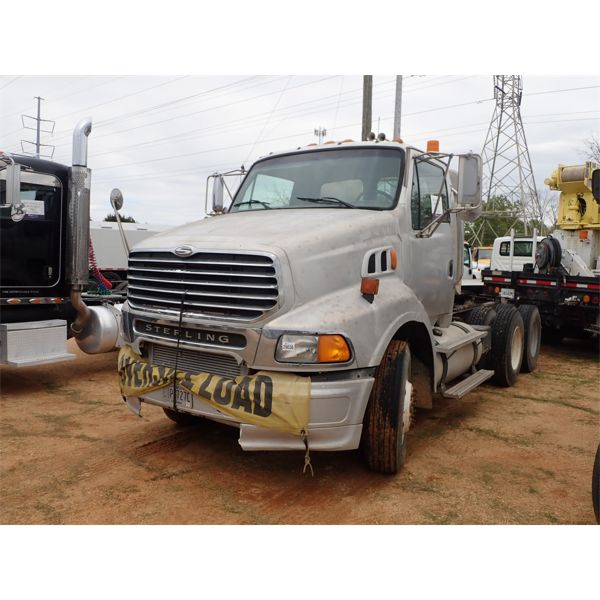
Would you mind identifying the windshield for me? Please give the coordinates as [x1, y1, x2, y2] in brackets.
[230, 147, 404, 212]
[478, 248, 492, 260]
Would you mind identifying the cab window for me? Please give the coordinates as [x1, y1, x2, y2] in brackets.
[411, 159, 448, 230]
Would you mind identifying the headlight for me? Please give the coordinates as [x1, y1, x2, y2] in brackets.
[275, 334, 351, 364]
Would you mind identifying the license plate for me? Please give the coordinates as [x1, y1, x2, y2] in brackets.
[500, 288, 515, 299]
[164, 385, 193, 409]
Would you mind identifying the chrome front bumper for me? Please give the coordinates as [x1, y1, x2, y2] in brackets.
[132, 373, 374, 452]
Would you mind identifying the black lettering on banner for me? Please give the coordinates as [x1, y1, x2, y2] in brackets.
[214, 378, 234, 406]
[252, 375, 273, 417]
[198, 373, 215, 401]
[231, 377, 253, 413]
[181, 373, 193, 389]
[141, 365, 149, 389]
[132, 364, 143, 389]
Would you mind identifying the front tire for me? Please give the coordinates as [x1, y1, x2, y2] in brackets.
[490, 304, 525, 387]
[362, 340, 412, 474]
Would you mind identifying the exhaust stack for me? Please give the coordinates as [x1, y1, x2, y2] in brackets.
[67, 118, 93, 335]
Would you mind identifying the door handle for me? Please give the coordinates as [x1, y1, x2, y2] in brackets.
[448, 259, 454, 278]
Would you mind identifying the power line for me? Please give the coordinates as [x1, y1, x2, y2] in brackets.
[524, 84, 600, 97]
[34, 76, 327, 147]
[0, 76, 22, 91]
[0, 76, 125, 121]
[52, 77, 462, 159]
[82, 111, 600, 187]
[1, 75, 191, 138]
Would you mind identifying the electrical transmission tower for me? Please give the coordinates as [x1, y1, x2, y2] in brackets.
[21, 96, 55, 159]
[471, 76, 542, 245]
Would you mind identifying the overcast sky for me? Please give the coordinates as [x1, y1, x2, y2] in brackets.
[1, 74, 598, 226]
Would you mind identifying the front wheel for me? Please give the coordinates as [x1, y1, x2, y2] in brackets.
[362, 340, 413, 474]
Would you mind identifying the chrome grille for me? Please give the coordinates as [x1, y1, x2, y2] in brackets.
[149, 343, 241, 379]
[127, 251, 279, 320]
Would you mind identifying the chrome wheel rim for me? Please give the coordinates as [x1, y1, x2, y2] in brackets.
[511, 325, 524, 371]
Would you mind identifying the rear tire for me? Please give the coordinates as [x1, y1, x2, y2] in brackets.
[362, 340, 412, 474]
[490, 304, 524, 387]
[518, 305, 541, 373]
[467, 305, 497, 368]
[163, 407, 201, 426]
[467, 304, 497, 327]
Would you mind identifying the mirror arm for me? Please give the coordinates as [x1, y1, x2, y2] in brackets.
[416, 206, 464, 238]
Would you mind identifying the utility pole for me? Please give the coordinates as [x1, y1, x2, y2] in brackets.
[35, 96, 42, 157]
[21, 96, 55, 159]
[393, 75, 403, 140]
[361, 75, 373, 141]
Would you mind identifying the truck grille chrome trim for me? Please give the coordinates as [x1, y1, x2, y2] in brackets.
[127, 250, 280, 321]
[148, 343, 241, 379]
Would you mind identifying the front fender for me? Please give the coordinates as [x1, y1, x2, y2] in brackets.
[257, 277, 435, 371]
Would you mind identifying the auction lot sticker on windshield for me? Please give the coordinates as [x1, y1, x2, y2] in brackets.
[22, 200, 45, 219]
[118, 345, 311, 436]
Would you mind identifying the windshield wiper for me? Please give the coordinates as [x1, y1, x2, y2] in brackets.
[295, 196, 355, 208]
[234, 199, 272, 210]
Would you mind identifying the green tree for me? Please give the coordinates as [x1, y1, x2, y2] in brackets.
[465, 196, 525, 246]
[103, 213, 136, 223]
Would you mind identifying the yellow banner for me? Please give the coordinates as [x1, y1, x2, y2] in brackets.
[118, 345, 310, 436]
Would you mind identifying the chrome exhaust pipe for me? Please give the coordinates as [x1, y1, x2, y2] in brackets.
[72, 118, 92, 167]
[67, 118, 93, 335]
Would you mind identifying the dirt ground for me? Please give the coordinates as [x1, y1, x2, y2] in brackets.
[1, 337, 598, 525]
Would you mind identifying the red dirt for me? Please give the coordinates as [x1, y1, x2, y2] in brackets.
[1, 337, 598, 524]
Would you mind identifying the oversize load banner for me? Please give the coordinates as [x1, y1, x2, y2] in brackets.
[118, 345, 310, 436]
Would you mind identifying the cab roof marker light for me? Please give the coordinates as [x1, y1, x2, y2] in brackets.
[426, 140, 440, 153]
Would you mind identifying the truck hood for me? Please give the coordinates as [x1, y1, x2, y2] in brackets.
[132, 208, 400, 305]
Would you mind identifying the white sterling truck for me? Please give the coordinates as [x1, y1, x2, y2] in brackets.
[117, 138, 541, 473]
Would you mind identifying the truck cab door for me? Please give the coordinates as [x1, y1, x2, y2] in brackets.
[402, 153, 456, 325]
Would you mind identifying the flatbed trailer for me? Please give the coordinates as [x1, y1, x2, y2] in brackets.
[480, 268, 600, 339]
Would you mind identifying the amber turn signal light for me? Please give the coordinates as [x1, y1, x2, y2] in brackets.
[390, 249, 398, 270]
[317, 335, 351, 363]
[361, 277, 380, 295]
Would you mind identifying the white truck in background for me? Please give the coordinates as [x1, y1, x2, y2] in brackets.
[489, 235, 545, 272]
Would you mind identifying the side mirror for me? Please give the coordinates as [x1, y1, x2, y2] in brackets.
[110, 188, 124, 211]
[212, 175, 224, 213]
[592, 169, 600, 202]
[457, 154, 482, 207]
[4, 162, 21, 206]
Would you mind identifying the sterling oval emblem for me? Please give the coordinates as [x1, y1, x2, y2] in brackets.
[174, 245, 194, 257]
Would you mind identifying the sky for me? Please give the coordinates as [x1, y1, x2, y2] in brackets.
[2, 74, 599, 226]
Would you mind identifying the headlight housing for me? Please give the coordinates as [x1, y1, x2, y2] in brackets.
[275, 334, 351, 364]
